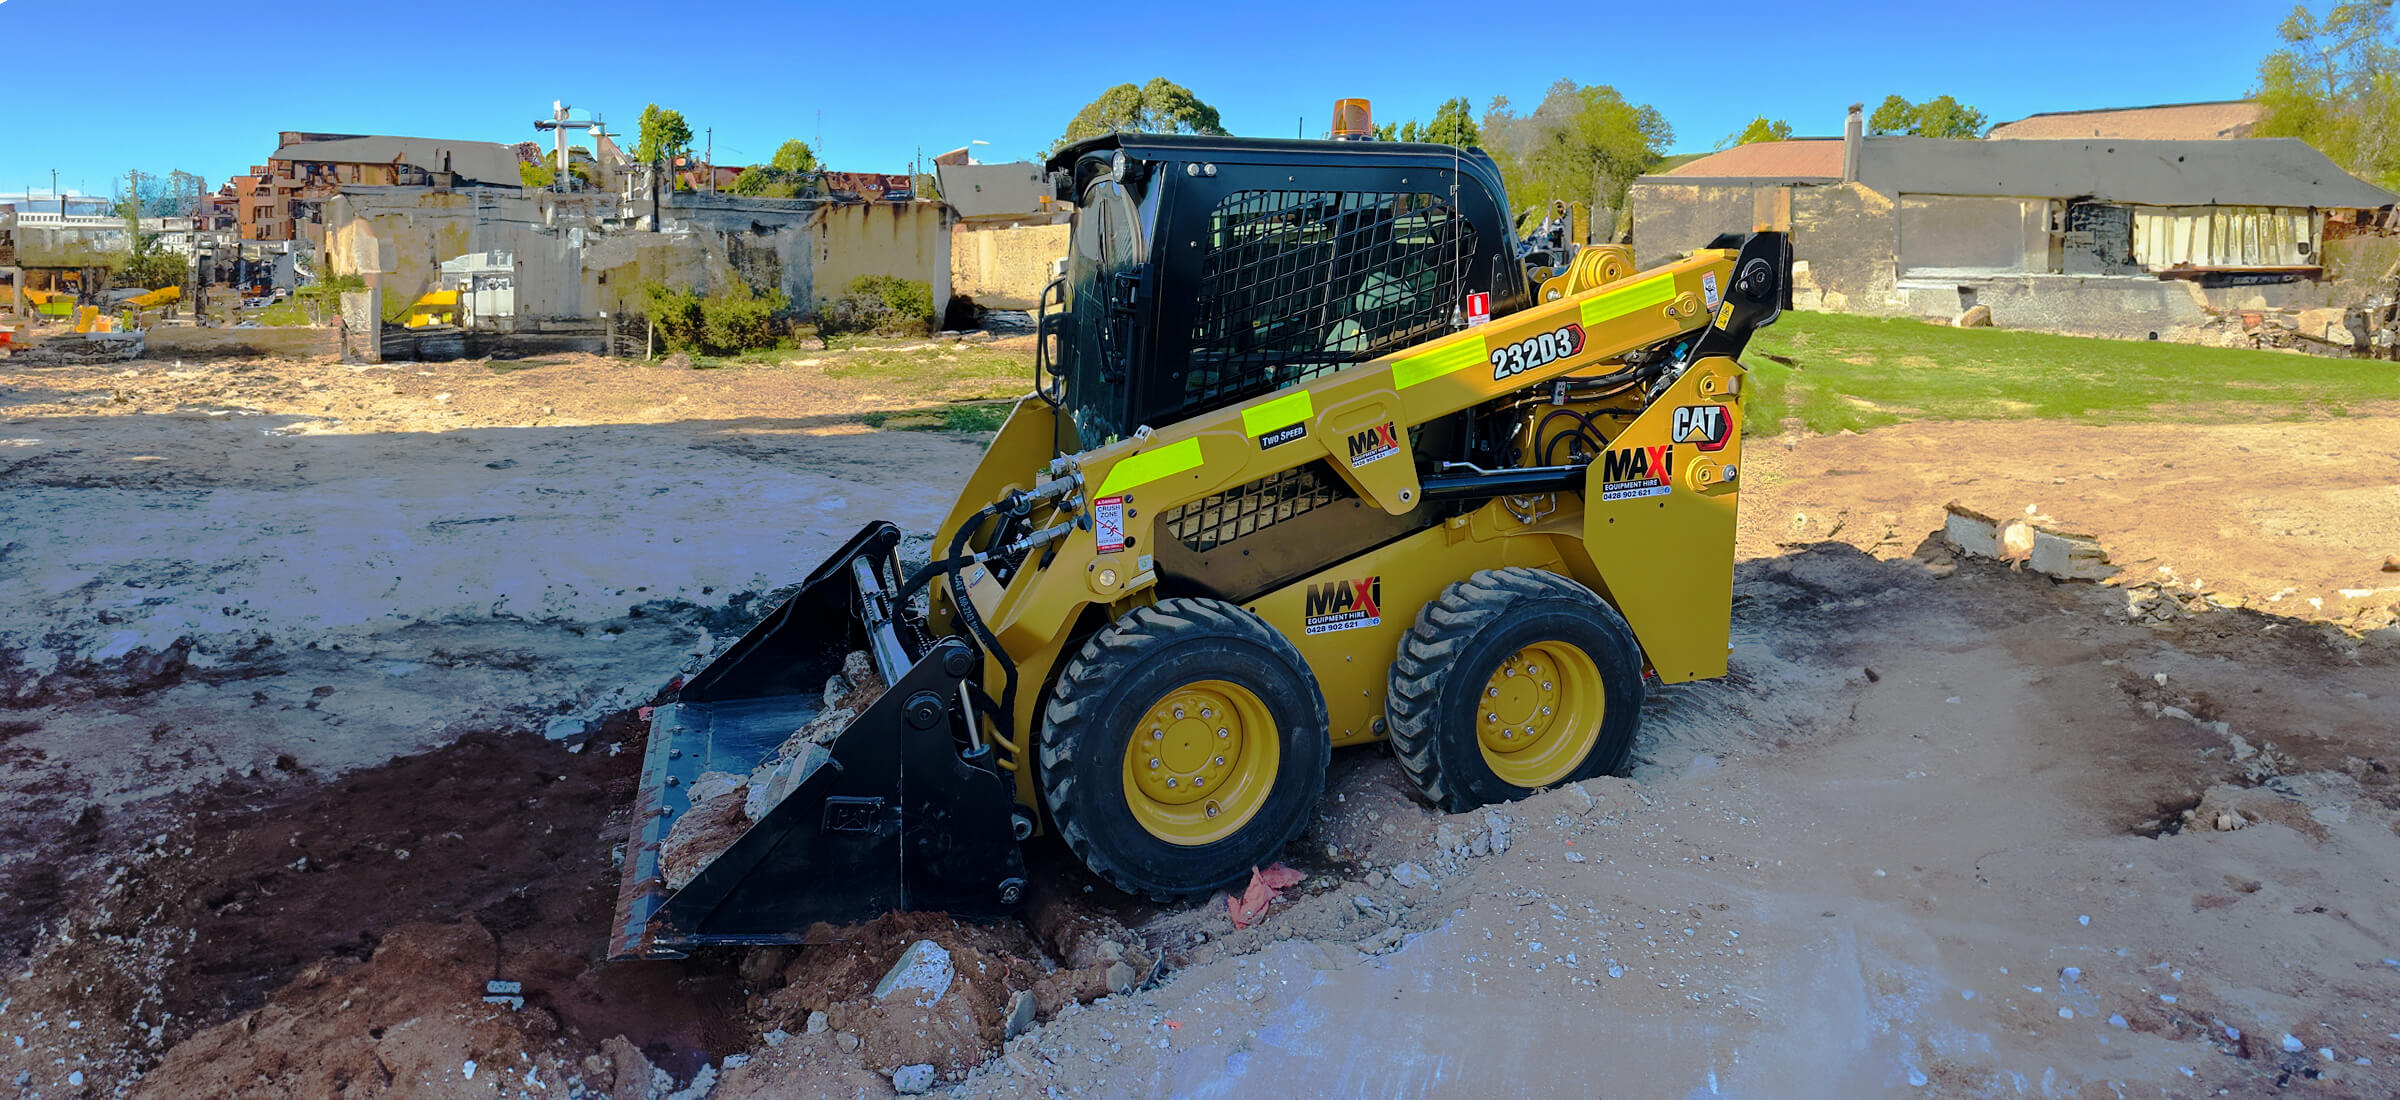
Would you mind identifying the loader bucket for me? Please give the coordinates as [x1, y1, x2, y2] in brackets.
[608, 521, 1028, 960]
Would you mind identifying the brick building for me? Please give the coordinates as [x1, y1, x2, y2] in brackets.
[230, 132, 528, 243]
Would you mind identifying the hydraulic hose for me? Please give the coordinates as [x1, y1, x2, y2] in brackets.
[939, 505, 1021, 740]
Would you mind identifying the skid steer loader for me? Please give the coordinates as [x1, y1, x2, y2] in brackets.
[609, 126, 1789, 959]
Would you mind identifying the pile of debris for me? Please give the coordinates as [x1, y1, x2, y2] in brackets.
[658, 650, 886, 888]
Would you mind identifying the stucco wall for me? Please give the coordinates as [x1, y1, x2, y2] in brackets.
[814, 202, 952, 317]
[1892, 274, 2213, 341]
[951, 222, 1069, 309]
[1789, 183, 1900, 314]
[1627, 182, 1772, 269]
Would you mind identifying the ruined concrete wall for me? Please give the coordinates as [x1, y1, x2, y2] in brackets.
[813, 203, 952, 316]
[1893, 275, 2213, 340]
[1897, 196, 2044, 273]
[1789, 183, 1899, 314]
[1626, 182, 1772, 269]
[327, 188, 613, 324]
[951, 222, 1069, 310]
[653, 194, 818, 311]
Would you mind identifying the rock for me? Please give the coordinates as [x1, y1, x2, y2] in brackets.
[2383, 555, 2399, 573]
[1433, 822, 1462, 853]
[842, 650, 881, 692]
[602, 1035, 658, 1100]
[2028, 529, 2116, 580]
[1955, 303, 1994, 328]
[834, 1030, 859, 1052]
[1483, 810, 1512, 853]
[1562, 782, 1597, 815]
[737, 946, 793, 987]
[1998, 520, 2035, 561]
[2159, 706, 2194, 722]
[892, 1064, 937, 1095]
[1942, 502, 2003, 558]
[658, 793, 750, 890]
[873, 940, 955, 1007]
[2059, 966, 2081, 982]
[1390, 862, 1434, 888]
[806, 1010, 829, 1034]
[2284, 1034, 2305, 1053]
[1106, 960, 1137, 994]
[1004, 990, 1037, 1039]
[1564, 851, 1587, 863]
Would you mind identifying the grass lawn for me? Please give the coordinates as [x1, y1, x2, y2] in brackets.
[1741, 312, 2400, 436]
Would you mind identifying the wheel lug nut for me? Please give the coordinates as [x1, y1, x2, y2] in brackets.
[1540, 705, 1552, 716]
[1214, 755, 1226, 766]
[1201, 708, 1212, 719]
[1505, 668, 1516, 677]
[1206, 802, 1219, 818]
[1502, 729, 1515, 739]
[1151, 728, 1163, 740]
[1486, 712, 1498, 723]
[1542, 682, 1552, 691]
[1166, 777, 1178, 788]
[1527, 665, 1539, 674]
[1173, 707, 1185, 719]
[1487, 686, 1499, 697]
[1217, 728, 1228, 739]
[1149, 758, 1161, 769]
[1192, 777, 1204, 787]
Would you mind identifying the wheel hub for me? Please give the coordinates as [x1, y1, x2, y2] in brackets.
[1474, 640, 1605, 788]
[1122, 679, 1278, 845]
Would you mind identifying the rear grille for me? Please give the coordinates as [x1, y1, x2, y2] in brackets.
[1160, 464, 1349, 552]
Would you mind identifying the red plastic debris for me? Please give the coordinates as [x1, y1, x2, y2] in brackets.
[667, 675, 686, 692]
[1166, 1020, 1182, 1031]
[637, 706, 655, 722]
[1227, 863, 1307, 929]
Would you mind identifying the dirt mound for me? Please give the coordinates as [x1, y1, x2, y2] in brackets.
[135, 920, 595, 1097]
[0, 717, 747, 1093]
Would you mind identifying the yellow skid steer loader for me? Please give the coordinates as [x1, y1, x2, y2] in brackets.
[609, 126, 1788, 958]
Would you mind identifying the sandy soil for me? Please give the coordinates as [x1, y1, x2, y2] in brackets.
[2, 345, 2395, 1098]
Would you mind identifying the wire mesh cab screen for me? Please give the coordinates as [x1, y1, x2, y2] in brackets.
[1168, 189, 1476, 423]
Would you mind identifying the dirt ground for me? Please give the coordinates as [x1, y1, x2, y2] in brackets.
[2, 337, 2396, 1098]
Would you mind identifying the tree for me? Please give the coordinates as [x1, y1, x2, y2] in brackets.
[1054, 78, 1228, 149]
[635, 104, 694, 165]
[1421, 97, 1482, 147]
[1480, 81, 1672, 230]
[519, 160, 555, 188]
[1369, 98, 1477, 147]
[769, 139, 818, 174]
[1721, 116, 1795, 148]
[2254, 0, 2400, 190]
[1867, 94, 1989, 138]
[1868, 94, 1916, 136]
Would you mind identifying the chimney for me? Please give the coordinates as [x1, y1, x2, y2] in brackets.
[1842, 103, 1863, 183]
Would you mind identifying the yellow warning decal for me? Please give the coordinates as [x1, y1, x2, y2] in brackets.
[1094, 437, 1204, 497]
[1393, 336, 1489, 390]
[1241, 389, 1315, 437]
[1578, 274, 1676, 329]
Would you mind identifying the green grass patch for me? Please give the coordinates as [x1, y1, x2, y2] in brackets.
[858, 401, 1014, 434]
[1740, 312, 2399, 437]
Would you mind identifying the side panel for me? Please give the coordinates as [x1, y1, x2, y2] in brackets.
[1245, 510, 1572, 745]
[1574, 355, 1747, 683]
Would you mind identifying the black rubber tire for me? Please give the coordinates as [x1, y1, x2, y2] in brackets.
[1038, 598, 1330, 900]
[1386, 567, 1645, 812]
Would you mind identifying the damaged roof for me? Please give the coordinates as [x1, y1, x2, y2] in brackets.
[270, 136, 526, 187]
[1862, 136, 2398, 209]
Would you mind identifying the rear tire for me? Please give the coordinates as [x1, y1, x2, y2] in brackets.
[1386, 567, 1645, 812]
[1039, 598, 1329, 900]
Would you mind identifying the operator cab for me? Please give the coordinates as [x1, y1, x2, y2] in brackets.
[1039, 133, 1531, 452]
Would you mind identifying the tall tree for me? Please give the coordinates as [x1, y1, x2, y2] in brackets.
[1369, 98, 1478, 147]
[1480, 81, 1672, 228]
[1054, 78, 1228, 149]
[1867, 95, 1989, 138]
[2254, 0, 2400, 189]
[635, 104, 695, 165]
[769, 139, 818, 174]
[1721, 116, 1795, 148]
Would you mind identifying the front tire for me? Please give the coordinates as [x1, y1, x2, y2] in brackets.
[1039, 598, 1329, 900]
[1386, 567, 1645, 812]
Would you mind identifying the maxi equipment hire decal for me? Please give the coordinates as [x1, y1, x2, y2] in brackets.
[1599, 443, 1673, 501]
[1303, 576, 1382, 634]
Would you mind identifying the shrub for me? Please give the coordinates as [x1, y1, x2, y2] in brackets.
[640, 281, 789, 356]
[811, 275, 936, 345]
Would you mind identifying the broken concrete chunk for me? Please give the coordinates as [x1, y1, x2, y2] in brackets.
[842, 649, 881, 693]
[1942, 502, 2003, 559]
[805, 1010, 829, 1034]
[684, 770, 743, 805]
[2028, 528, 2116, 580]
[1483, 810, 1513, 853]
[873, 940, 955, 1007]
[1390, 862, 1435, 888]
[892, 1063, 937, 1095]
[1561, 782, 1597, 815]
[1003, 990, 1037, 1039]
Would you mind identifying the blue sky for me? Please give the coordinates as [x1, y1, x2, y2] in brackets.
[1, 0, 2295, 197]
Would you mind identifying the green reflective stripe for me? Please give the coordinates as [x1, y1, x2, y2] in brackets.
[1579, 274, 1676, 328]
[1392, 336, 1488, 390]
[1095, 437, 1204, 497]
[1241, 389, 1314, 437]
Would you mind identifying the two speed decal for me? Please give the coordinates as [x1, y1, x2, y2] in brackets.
[1489, 323, 1585, 381]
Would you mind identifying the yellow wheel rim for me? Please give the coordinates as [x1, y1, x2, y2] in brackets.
[1474, 641, 1605, 788]
[1121, 679, 1279, 846]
